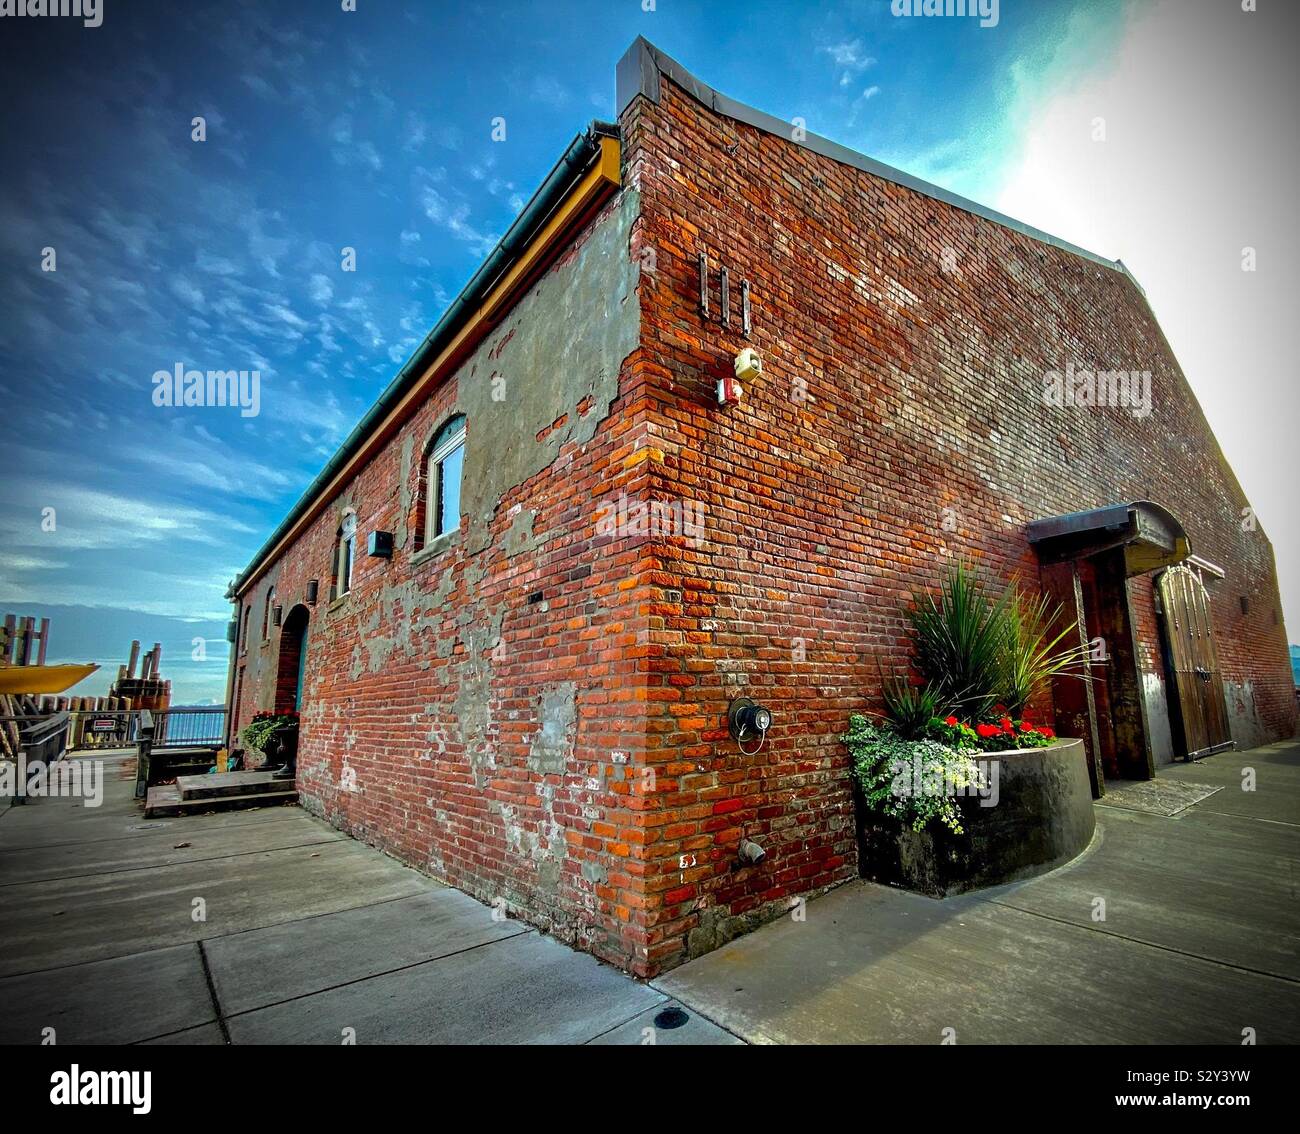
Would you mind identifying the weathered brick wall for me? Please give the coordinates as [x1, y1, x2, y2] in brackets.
[625, 74, 1295, 971]
[230, 66, 1293, 982]
[230, 186, 660, 972]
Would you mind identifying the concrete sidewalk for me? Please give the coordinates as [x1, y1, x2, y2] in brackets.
[653, 739, 1300, 1044]
[3, 741, 1296, 1044]
[0, 753, 737, 1045]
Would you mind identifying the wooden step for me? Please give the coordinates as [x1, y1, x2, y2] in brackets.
[175, 771, 294, 801]
[145, 783, 298, 819]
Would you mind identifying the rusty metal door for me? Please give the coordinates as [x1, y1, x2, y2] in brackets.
[1156, 566, 1233, 759]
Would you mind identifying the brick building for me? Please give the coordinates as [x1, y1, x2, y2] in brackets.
[225, 39, 1295, 977]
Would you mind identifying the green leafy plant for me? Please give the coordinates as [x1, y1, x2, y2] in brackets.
[240, 710, 299, 754]
[845, 714, 986, 835]
[926, 715, 981, 749]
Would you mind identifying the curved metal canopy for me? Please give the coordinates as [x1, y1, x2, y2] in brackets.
[1025, 500, 1191, 576]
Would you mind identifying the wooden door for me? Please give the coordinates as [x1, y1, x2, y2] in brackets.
[1156, 566, 1232, 758]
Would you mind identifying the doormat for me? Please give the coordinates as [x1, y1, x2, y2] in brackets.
[1099, 778, 1222, 817]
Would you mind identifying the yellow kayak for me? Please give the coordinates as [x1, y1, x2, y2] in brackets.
[0, 664, 100, 694]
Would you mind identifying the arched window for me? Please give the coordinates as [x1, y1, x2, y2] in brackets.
[337, 512, 357, 596]
[424, 415, 466, 543]
[262, 585, 275, 640]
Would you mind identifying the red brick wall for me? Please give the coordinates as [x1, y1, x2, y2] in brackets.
[625, 74, 1296, 970]
[230, 186, 661, 973]
[230, 69, 1294, 981]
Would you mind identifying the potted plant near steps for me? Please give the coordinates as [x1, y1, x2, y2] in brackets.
[845, 561, 1096, 896]
[240, 711, 299, 780]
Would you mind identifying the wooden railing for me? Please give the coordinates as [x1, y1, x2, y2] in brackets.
[133, 707, 228, 800]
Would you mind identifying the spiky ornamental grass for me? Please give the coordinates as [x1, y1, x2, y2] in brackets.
[904, 560, 1092, 724]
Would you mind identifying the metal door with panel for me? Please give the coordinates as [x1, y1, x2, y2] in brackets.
[1155, 565, 1233, 759]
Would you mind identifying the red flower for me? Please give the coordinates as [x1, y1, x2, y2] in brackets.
[976, 723, 1000, 738]
[994, 704, 1007, 714]
[1037, 725, 1055, 738]
[1020, 722, 1034, 733]
[944, 716, 959, 727]
[1000, 717, 1014, 734]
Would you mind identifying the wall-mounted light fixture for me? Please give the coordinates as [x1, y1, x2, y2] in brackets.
[272, 605, 283, 628]
[727, 694, 772, 756]
[306, 579, 319, 606]
[368, 531, 393, 559]
[718, 347, 762, 407]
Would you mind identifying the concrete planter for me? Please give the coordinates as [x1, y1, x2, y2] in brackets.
[244, 722, 298, 775]
[856, 737, 1095, 897]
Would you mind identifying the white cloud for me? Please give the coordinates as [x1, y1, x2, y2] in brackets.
[0, 553, 68, 572]
[987, 0, 1300, 633]
[0, 481, 255, 553]
[170, 276, 205, 307]
[309, 273, 334, 305]
[531, 75, 570, 109]
[420, 183, 498, 257]
[820, 39, 876, 86]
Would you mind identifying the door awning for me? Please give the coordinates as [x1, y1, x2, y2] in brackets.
[1025, 500, 1191, 576]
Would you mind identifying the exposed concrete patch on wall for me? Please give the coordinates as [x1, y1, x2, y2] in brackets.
[581, 859, 609, 885]
[349, 569, 461, 680]
[350, 579, 428, 679]
[496, 786, 568, 904]
[450, 610, 505, 786]
[529, 681, 577, 774]
[685, 884, 842, 960]
[396, 433, 416, 552]
[502, 505, 544, 559]
[454, 190, 641, 555]
[429, 564, 456, 608]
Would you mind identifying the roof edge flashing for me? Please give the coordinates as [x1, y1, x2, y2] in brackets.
[231, 125, 618, 598]
[617, 36, 1124, 275]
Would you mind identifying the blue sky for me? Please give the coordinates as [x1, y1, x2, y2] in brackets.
[1, 0, 1295, 703]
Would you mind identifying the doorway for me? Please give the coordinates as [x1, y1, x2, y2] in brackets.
[1155, 565, 1232, 760]
[1028, 501, 1194, 797]
[276, 604, 310, 713]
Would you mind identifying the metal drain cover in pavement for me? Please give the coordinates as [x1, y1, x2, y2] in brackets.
[654, 1006, 689, 1030]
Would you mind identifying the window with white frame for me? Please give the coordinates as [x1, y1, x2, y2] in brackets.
[424, 416, 466, 544]
[337, 512, 357, 596]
